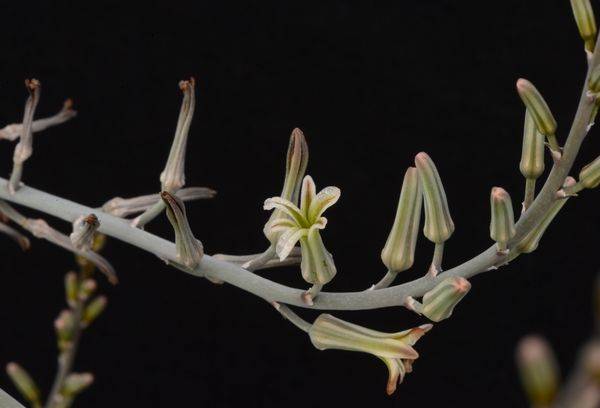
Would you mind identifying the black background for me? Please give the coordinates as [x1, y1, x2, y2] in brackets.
[1, 1, 599, 407]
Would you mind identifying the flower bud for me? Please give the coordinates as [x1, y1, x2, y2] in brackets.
[516, 79, 560, 153]
[489, 187, 516, 252]
[309, 313, 432, 395]
[65, 272, 78, 307]
[264, 128, 309, 245]
[6, 362, 41, 406]
[381, 167, 422, 273]
[516, 336, 559, 406]
[414, 152, 454, 244]
[519, 111, 546, 180]
[70, 214, 100, 251]
[517, 177, 576, 253]
[160, 78, 195, 193]
[579, 155, 600, 189]
[83, 296, 107, 326]
[63, 372, 94, 396]
[54, 310, 76, 351]
[422, 277, 471, 322]
[161, 191, 204, 269]
[78, 279, 97, 301]
[571, 0, 597, 52]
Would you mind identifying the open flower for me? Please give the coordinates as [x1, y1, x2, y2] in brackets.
[264, 175, 340, 302]
[309, 314, 432, 395]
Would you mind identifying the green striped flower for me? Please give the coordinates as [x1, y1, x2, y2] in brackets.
[309, 314, 432, 395]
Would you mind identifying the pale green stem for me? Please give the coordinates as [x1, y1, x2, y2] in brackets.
[0, 387, 25, 408]
[371, 270, 397, 290]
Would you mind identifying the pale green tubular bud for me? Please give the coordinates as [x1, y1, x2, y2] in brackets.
[571, 0, 597, 52]
[516, 336, 559, 406]
[579, 155, 600, 189]
[83, 296, 107, 326]
[65, 271, 79, 308]
[308, 314, 432, 395]
[63, 372, 94, 396]
[381, 167, 422, 273]
[520, 111, 546, 180]
[161, 191, 204, 269]
[489, 187, 516, 252]
[516, 79, 560, 154]
[517, 177, 576, 253]
[264, 128, 309, 245]
[6, 362, 41, 406]
[422, 277, 471, 322]
[414, 152, 454, 244]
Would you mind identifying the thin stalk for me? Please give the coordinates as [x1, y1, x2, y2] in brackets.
[274, 303, 311, 333]
[131, 200, 165, 228]
[523, 178, 536, 213]
[428, 243, 444, 277]
[371, 271, 397, 290]
[241, 246, 276, 271]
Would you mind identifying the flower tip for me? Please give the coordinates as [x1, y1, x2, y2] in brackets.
[6, 362, 17, 373]
[386, 380, 397, 396]
[491, 187, 509, 201]
[63, 98, 74, 110]
[25, 78, 41, 91]
[414, 151, 430, 163]
[453, 277, 471, 293]
[516, 78, 530, 91]
[419, 323, 434, 333]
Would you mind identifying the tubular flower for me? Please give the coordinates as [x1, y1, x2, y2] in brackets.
[263, 128, 309, 245]
[264, 175, 339, 286]
[309, 314, 432, 395]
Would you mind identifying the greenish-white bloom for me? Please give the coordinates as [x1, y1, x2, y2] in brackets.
[264, 128, 309, 245]
[422, 277, 471, 322]
[414, 152, 454, 244]
[489, 187, 516, 252]
[517, 336, 559, 406]
[161, 191, 204, 269]
[309, 314, 432, 395]
[264, 175, 339, 286]
[520, 111, 546, 180]
[579, 155, 600, 189]
[570, 0, 597, 52]
[381, 167, 422, 273]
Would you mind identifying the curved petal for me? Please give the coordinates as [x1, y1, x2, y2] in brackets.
[275, 227, 308, 261]
[265, 217, 298, 235]
[300, 175, 317, 217]
[307, 186, 341, 223]
[380, 357, 406, 395]
[264, 197, 307, 226]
